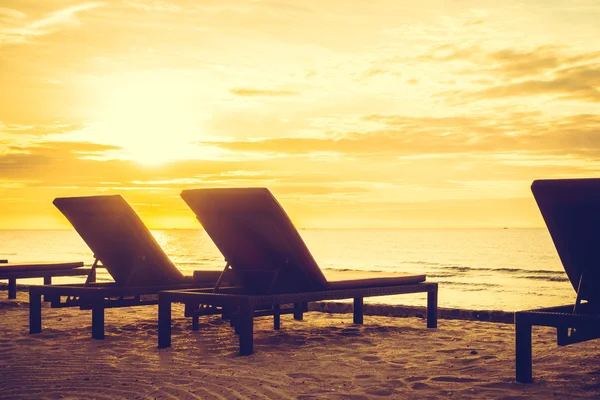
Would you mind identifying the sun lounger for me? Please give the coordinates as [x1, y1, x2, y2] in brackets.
[158, 188, 438, 355]
[515, 178, 600, 383]
[29, 195, 226, 339]
[1, 261, 89, 299]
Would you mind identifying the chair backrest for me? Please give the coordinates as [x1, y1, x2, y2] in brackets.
[54, 195, 184, 286]
[532, 178, 600, 305]
[180, 188, 328, 294]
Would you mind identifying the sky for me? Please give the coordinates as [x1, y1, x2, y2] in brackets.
[1, 0, 599, 229]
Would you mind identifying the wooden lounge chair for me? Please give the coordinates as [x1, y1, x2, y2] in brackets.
[29, 194, 224, 339]
[158, 188, 438, 355]
[1, 261, 89, 299]
[515, 178, 600, 383]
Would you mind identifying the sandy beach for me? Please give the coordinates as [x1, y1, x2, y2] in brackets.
[1, 291, 599, 400]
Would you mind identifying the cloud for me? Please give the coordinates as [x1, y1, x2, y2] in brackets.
[0, 122, 85, 136]
[0, 7, 26, 22]
[416, 44, 600, 104]
[125, 1, 182, 13]
[361, 68, 388, 78]
[421, 43, 600, 77]
[0, 2, 103, 45]
[0, 141, 123, 178]
[485, 47, 564, 78]
[196, 111, 600, 165]
[39, 141, 122, 155]
[230, 88, 300, 97]
[466, 63, 600, 102]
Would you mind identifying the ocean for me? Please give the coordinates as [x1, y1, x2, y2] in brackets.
[0, 228, 573, 312]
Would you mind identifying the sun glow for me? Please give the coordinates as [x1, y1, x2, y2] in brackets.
[90, 73, 208, 165]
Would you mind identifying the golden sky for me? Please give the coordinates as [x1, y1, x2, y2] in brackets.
[1, 0, 599, 229]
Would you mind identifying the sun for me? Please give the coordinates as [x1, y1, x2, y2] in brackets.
[91, 72, 206, 165]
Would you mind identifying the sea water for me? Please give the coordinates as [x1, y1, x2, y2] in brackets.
[0, 228, 572, 312]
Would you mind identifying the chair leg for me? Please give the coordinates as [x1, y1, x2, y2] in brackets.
[91, 300, 105, 340]
[293, 302, 303, 321]
[223, 307, 232, 321]
[515, 314, 533, 383]
[273, 304, 281, 330]
[8, 277, 17, 299]
[427, 287, 438, 328]
[557, 326, 569, 346]
[184, 302, 199, 318]
[29, 289, 42, 334]
[158, 297, 172, 348]
[42, 277, 52, 302]
[353, 297, 364, 324]
[232, 310, 241, 334]
[239, 303, 255, 356]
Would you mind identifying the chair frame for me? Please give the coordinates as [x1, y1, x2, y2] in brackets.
[515, 179, 600, 383]
[515, 273, 600, 383]
[158, 281, 438, 355]
[28, 257, 217, 339]
[1, 262, 89, 299]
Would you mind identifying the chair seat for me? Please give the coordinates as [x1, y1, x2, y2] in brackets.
[0, 261, 84, 274]
[326, 272, 426, 290]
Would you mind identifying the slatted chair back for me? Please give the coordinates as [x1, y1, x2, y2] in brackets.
[532, 178, 600, 307]
[54, 195, 184, 286]
[181, 188, 328, 294]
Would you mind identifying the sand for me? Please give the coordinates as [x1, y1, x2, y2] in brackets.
[1, 291, 600, 400]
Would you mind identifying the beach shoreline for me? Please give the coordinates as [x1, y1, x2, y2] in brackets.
[1, 290, 599, 399]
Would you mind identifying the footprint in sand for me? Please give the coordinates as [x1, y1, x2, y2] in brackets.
[481, 355, 497, 360]
[437, 336, 460, 340]
[119, 325, 138, 331]
[386, 379, 406, 388]
[340, 331, 361, 337]
[582, 382, 600, 391]
[405, 376, 427, 382]
[15, 338, 38, 344]
[430, 376, 482, 383]
[360, 355, 380, 362]
[411, 382, 433, 390]
[364, 387, 396, 396]
[287, 372, 320, 381]
[333, 395, 369, 400]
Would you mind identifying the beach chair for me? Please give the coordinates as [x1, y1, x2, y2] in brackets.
[1, 261, 90, 299]
[29, 195, 224, 339]
[515, 178, 600, 383]
[158, 188, 438, 355]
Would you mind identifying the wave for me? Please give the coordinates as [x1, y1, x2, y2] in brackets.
[321, 264, 567, 284]
[176, 260, 224, 266]
[521, 275, 570, 282]
[432, 281, 501, 288]
[426, 273, 463, 278]
[321, 268, 383, 273]
[439, 265, 565, 276]
[406, 261, 446, 266]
